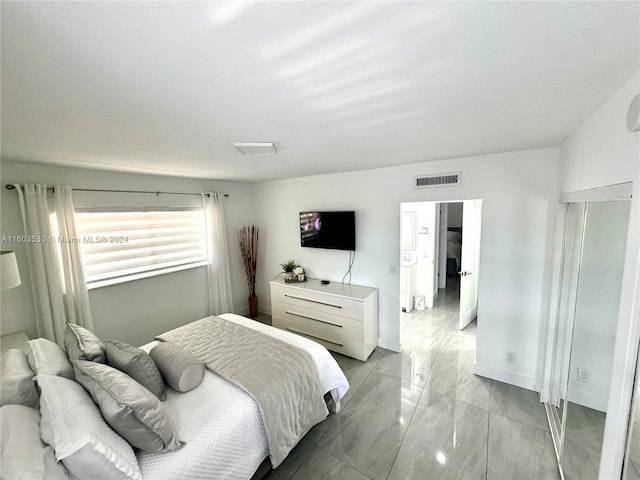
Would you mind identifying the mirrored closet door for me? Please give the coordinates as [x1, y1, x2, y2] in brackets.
[545, 196, 631, 479]
[624, 350, 640, 479]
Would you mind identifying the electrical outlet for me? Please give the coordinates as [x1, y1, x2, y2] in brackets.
[505, 351, 516, 364]
[578, 368, 590, 383]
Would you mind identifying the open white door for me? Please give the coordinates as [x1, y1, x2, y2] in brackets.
[459, 199, 482, 330]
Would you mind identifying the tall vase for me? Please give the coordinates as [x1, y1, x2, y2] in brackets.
[248, 295, 258, 318]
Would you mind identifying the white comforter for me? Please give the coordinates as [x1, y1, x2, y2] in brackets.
[137, 313, 349, 480]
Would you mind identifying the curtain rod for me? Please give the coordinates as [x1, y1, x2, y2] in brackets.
[5, 184, 229, 198]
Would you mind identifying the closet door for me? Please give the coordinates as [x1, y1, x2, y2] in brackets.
[547, 203, 586, 447]
[545, 199, 631, 480]
[560, 201, 630, 479]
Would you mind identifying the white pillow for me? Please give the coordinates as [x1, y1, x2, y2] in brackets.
[0, 404, 68, 480]
[37, 375, 142, 480]
[0, 349, 39, 408]
[26, 338, 74, 379]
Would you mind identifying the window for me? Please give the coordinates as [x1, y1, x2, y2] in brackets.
[75, 209, 207, 288]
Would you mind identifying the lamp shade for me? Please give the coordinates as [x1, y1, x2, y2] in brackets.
[628, 95, 640, 132]
[1, 251, 22, 290]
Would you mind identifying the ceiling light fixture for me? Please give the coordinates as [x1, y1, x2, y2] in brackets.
[233, 142, 278, 155]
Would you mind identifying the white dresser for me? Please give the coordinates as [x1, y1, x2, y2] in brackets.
[270, 278, 378, 361]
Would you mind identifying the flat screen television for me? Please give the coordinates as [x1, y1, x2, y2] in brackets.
[300, 211, 355, 251]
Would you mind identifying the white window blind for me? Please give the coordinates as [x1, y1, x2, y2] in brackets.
[75, 209, 207, 288]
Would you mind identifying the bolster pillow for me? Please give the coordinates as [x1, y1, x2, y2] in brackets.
[149, 343, 204, 393]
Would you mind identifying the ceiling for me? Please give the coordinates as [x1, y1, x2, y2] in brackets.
[1, 2, 638, 183]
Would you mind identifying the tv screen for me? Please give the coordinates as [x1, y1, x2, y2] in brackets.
[300, 211, 355, 251]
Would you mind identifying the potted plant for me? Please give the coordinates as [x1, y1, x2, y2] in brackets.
[279, 259, 298, 281]
[237, 224, 259, 318]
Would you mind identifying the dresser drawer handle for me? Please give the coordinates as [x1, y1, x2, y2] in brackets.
[284, 294, 342, 309]
[285, 310, 343, 328]
[285, 328, 344, 347]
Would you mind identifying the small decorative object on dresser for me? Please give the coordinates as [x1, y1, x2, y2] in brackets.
[293, 266, 305, 282]
[237, 224, 259, 318]
[270, 277, 378, 361]
[278, 259, 298, 281]
[282, 265, 306, 283]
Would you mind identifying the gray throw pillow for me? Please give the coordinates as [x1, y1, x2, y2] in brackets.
[0, 349, 39, 408]
[64, 323, 106, 363]
[150, 342, 205, 393]
[26, 338, 74, 379]
[72, 360, 184, 452]
[105, 339, 166, 400]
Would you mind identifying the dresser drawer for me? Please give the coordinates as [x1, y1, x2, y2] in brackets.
[271, 284, 364, 320]
[273, 317, 368, 361]
[272, 301, 364, 341]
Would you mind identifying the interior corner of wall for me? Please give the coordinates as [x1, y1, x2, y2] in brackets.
[377, 337, 401, 353]
[473, 362, 539, 391]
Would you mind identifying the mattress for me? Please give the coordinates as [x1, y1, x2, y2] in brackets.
[137, 313, 349, 480]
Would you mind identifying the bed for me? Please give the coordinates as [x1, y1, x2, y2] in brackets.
[0, 313, 350, 480]
[138, 313, 350, 479]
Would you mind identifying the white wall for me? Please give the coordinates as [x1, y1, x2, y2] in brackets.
[447, 202, 463, 229]
[559, 72, 640, 193]
[556, 71, 640, 479]
[401, 202, 437, 304]
[0, 161, 257, 346]
[255, 147, 560, 388]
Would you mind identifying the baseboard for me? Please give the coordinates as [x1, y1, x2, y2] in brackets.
[378, 337, 401, 352]
[567, 387, 608, 413]
[234, 305, 272, 317]
[473, 362, 540, 392]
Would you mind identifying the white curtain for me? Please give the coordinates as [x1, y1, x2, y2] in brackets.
[16, 184, 94, 345]
[202, 193, 234, 315]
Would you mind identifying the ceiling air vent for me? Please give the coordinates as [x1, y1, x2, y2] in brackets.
[414, 172, 461, 189]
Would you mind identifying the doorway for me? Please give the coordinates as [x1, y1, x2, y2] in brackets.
[399, 200, 483, 332]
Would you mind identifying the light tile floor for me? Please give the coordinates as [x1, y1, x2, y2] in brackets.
[263, 284, 560, 480]
[561, 402, 605, 480]
[627, 396, 640, 479]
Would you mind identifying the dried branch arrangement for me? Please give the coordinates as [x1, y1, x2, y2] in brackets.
[236, 224, 259, 298]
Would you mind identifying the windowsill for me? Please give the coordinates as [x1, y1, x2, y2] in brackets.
[86, 261, 208, 290]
